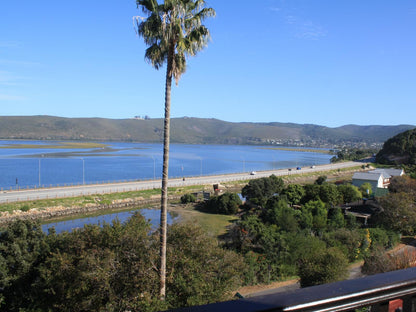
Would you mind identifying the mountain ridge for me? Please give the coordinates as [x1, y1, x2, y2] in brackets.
[0, 115, 414, 147]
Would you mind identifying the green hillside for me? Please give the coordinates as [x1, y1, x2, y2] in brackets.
[376, 128, 416, 165]
[0, 115, 414, 147]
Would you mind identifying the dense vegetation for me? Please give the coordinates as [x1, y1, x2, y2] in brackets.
[0, 216, 245, 311]
[0, 115, 413, 146]
[376, 128, 416, 165]
[2, 173, 416, 310]
[330, 148, 379, 163]
[222, 175, 401, 287]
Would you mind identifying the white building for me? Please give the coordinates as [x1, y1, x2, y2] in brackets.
[352, 172, 390, 190]
[352, 168, 405, 191]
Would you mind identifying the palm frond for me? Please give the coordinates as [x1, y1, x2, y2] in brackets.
[137, 0, 215, 79]
[145, 44, 166, 70]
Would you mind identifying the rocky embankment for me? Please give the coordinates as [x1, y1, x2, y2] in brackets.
[0, 195, 181, 225]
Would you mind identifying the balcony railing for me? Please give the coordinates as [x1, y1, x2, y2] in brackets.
[174, 267, 416, 312]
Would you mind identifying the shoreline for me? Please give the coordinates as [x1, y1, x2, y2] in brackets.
[0, 161, 364, 225]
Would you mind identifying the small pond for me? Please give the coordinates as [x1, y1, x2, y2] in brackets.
[42, 208, 177, 234]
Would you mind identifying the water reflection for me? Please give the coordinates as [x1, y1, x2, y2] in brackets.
[42, 208, 176, 234]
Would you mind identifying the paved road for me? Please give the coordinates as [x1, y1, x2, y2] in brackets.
[0, 161, 361, 204]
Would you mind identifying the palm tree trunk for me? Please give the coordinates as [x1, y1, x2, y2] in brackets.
[159, 47, 174, 300]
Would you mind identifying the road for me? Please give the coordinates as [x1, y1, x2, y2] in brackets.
[0, 161, 361, 204]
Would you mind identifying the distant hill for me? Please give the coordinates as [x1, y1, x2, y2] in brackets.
[376, 128, 416, 165]
[0, 115, 414, 147]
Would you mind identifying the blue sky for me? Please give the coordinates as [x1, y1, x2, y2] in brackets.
[1, 1, 415, 127]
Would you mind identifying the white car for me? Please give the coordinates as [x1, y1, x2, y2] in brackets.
[250, 171, 257, 175]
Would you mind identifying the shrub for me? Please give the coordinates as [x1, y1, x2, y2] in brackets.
[180, 193, 196, 204]
[204, 192, 241, 215]
[298, 247, 349, 288]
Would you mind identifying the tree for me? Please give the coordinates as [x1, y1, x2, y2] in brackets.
[135, 0, 215, 299]
[204, 192, 242, 215]
[304, 199, 327, 234]
[319, 183, 341, 206]
[180, 193, 196, 204]
[377, 192, 416, 235]
[314, 175, 327, 185]
[165, 223, 246, 307]
[262, 197, 299, 232]
[302, 184, 321, 204]
[327, 207, 346, 229]
[0, 220, 49, 311]
[389, 175, 416, 196]
[298, 247, 349, 287]
[282, 184, 305, 206]
[359, 182, 372, 197]
[337, 184, 362, 203]
[241, 175, 284, 207]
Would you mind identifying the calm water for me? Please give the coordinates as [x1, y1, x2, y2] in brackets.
[42, 208, 176, 234]
[0, 140, 332, 190]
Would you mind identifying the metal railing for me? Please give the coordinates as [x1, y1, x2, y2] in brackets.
[175, 267, 416, 312]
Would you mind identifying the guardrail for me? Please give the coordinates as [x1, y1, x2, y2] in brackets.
[175, 267, 416, 312]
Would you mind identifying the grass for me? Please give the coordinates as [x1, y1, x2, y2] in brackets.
[0, 185, 213, 214]
[171, 204, 238, 237]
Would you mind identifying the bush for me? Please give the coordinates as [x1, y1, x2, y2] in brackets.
[241, 175, 284, 207]
[0, 216, 246, 311]
[298, 247, 349, 288]
[204, 192, 241, 215]
[180, 193, 196, 204]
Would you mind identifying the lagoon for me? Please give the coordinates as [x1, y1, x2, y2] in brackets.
[0, 141, 332, 190]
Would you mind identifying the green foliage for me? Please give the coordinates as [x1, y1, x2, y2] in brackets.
[337, 184, 362, 203]
[241, 175, 284, 207]
[377, 192, 416, 235]
[282, 184, 305, 206]
[359, 182, 373, 197]
[0, 216, 246, 311]
[180, 193, 196, 204]
[361, 246, 395, 275]
[262, 197, 299, 233]
[165, 223, 246, 307]
[376, 128, 416, 165]
[327, 207, 346, 229]
[302, 184, 321, 203]
[322, 229, 363, 261]
[314, 175, 327, 185]
[330, 148, 379, 163]
[298, 247, 349, 288]
[303, 200, 328, 234]
[226, 215, 267, 254]
[319, 183, 342, 206]
[0, 220, 49, 311]
[388, 175, 416, 195]
[402, 164, 416, 178]
[368, 228, 399, 249]
[204, 192, 242, 215]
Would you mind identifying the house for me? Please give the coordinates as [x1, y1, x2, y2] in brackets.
[369, 168, 405, 177]
[352, 172, 390, 190]
[352, 168, 405, 196]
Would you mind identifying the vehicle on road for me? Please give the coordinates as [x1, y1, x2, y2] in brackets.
[250, 171, 257, 175]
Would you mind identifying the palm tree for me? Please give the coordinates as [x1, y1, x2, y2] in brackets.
[135, 0, 215, 300]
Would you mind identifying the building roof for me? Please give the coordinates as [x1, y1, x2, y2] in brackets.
[352, 172, 385, 181]
[370, 168, 404, 177]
